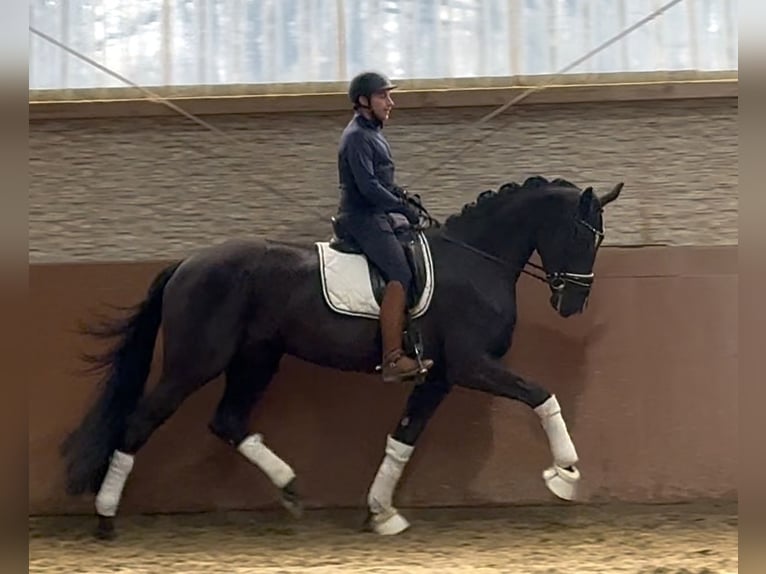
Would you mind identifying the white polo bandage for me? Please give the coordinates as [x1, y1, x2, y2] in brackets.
[237, 433, 295, 488]
[95, 450, 135, 517]
[534, 395, 579, 468]
[368, 434, 414, 514]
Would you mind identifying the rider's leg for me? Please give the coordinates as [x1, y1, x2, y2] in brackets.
[344, 214, 434, 382]
[379, 279, 432, 382]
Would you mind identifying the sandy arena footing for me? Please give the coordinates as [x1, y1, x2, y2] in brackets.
[29, 500, 737, 574]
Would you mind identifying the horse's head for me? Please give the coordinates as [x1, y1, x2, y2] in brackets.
[441, 176, 623, 318]
[535, 181, 623, 317]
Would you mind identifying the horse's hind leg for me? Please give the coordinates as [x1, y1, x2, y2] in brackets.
[208, 343, 302, 516]
[94, 369, 217, 540]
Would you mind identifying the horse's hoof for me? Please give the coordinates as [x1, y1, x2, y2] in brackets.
[363, 508, 410, 535]
[95, 515, 116, 541]
[543, 464, 581, 501]
[280, 479, 304, 518]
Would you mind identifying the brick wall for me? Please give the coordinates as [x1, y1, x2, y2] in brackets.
[29, 97, 737, 262]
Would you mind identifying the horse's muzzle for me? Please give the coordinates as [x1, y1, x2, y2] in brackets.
[548, 272, 593, 317]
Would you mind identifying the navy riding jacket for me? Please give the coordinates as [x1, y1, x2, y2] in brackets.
[337, 113, 411, 217]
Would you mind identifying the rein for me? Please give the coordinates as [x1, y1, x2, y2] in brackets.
[435, 217, 603, 292]
[409, 196, 555, 285]
[438, 232, 550, 284]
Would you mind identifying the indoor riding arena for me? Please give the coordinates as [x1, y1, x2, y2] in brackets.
[29, 1, 737, 572]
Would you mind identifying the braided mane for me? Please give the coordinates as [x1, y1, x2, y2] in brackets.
[445, 175, 580, 225]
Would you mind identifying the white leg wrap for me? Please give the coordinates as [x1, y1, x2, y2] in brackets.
[237, 433, 295, 488]
[95, 450, 134, 517]
[534, 395, 579, 468]
[367, 434, 414, 514]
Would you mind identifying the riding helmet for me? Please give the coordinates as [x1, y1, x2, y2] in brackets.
[348, 71, 397, 106]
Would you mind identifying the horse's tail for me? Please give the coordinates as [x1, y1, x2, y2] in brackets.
[60, 260, 182, 495]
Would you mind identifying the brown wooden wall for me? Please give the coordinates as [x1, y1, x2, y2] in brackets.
[28, 246, 737, 515]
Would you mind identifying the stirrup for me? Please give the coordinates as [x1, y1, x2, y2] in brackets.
[377, 349, 431, 383]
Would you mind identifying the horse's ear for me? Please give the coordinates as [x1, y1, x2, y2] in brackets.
[598, 182, 624, 207]
[578, 187, 597, 216]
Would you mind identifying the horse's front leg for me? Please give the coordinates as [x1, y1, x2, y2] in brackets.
[449, 350, 581, 501]
[364, 377, 451, 535]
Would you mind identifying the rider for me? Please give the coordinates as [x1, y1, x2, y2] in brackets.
[336, 70, 434, 383]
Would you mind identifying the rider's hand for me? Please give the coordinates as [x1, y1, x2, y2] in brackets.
[402, 204, 420, 225]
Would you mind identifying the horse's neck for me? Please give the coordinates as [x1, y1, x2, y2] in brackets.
[440, 199, 539, 277]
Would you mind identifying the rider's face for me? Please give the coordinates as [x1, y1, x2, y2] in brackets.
[368, 89, 395, 123]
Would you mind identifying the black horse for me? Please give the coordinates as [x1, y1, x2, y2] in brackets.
[60, 175, 623, 538]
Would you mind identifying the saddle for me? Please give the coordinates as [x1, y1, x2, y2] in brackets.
[329, 215, 429, 310]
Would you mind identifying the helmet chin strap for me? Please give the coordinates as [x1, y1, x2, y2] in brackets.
[355, 99, 385, 125]
[355, 96, 372, 111]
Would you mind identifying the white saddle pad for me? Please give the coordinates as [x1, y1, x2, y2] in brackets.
[315, 232, 435, 320]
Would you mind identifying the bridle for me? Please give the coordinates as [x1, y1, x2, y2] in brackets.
[408, 193, 606, 293]
[436, 216, 605, 294]
[540, 217, 605, 292]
